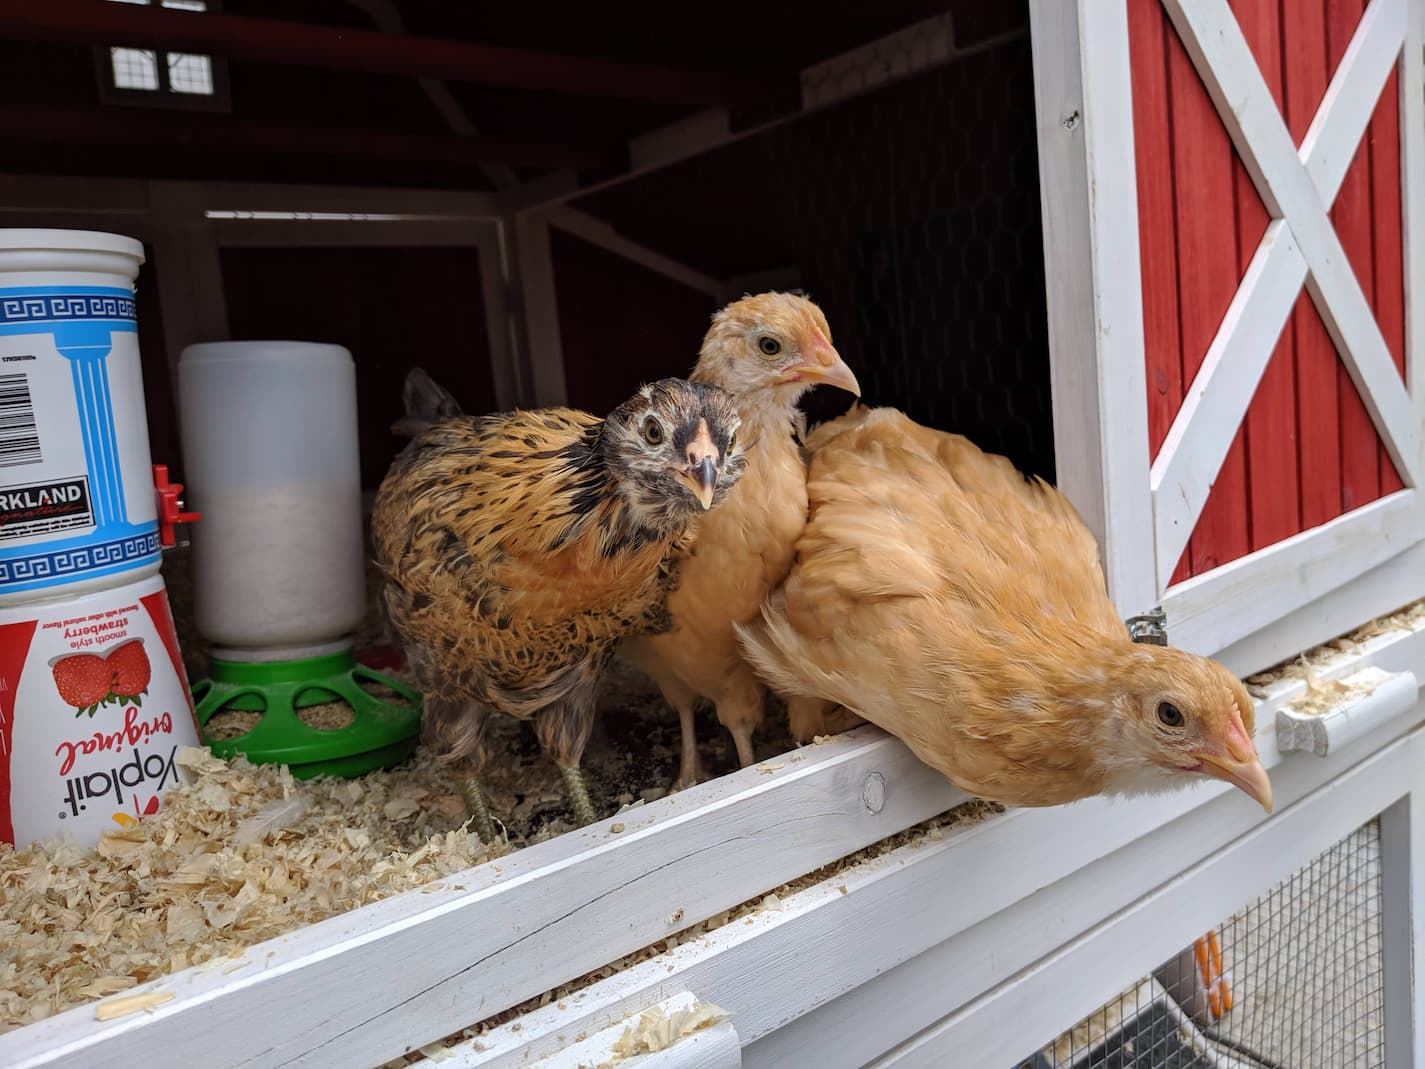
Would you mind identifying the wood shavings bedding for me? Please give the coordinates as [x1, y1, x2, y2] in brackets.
[1246, 597, 1425, 693]
[0, 746, 505, 1034]
[0, 650, 795, 1037]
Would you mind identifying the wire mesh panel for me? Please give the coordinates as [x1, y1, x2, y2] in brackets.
[1019, 819, 1386, 1069]
[566, 17, 1054, 481]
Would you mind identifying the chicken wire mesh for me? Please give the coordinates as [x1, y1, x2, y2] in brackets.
[568, 8, 1053, 481]
[1017, 818, 1386, 1069]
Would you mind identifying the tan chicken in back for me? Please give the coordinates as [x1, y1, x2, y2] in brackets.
[737, 406, 1273, 812]
[621, 293, 862, 787]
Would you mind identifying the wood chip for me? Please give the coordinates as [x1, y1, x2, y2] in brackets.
[94, 991, 174, 1021]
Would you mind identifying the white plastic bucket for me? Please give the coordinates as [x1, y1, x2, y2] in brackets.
[0, 570, 202, 848]
[178, 341, 366, 660]
[0, 230, 161, 604]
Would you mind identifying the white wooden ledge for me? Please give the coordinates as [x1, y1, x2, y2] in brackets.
[0, 720, 961, 1069]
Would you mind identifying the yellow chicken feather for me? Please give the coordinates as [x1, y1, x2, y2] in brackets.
[738, 406, 1272, 812]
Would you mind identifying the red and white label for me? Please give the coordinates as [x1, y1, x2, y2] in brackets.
[0, 573, 201, 847]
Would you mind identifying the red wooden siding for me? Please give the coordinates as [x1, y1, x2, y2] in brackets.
[1129, 0, 1408, 583]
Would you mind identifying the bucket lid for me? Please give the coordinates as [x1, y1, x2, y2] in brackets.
[0, 228, 145, 261]
[181, 340, 354, 367]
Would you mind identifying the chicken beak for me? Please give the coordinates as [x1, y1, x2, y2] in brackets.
[779, 335, 862, 397]
[1192, 705, 1273, 813]
[676, 421, 720, 510]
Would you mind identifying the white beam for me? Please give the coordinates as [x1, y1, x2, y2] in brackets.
[1028, 0, 1156, 614]
[1380, 785, 1423, 1067]
[546, 207, 723, 298]
[512, 213, 569, 406]
[1401, 0, 1425, 477]
[1150, 221, 1305, 576]
[1300, 0, 1407, 202]
[1163, 489, 1423, 659]
[870, 733, 1421, 1067]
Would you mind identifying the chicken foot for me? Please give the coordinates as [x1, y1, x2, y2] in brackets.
[714, 665, 766, 769]
[421, 697, 499, 843]
[459, 776, 498, 844]
[535, 686, 600, 828]
[649, 675, 707, 790]
[559, 765, 598, 826]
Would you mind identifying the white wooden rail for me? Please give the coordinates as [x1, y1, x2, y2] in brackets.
[1028, 0, 1157, 618]
[872, 728, 1425, 1067]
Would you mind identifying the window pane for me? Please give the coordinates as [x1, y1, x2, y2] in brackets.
[167, 52, 215, 95]
[161, 0, 209, 10]
[110, 47, 160, 90]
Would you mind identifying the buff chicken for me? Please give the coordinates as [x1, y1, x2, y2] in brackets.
[737, 406, 1273, 812]
[620, 292, 863, 788]
[372, 377, 747, 840]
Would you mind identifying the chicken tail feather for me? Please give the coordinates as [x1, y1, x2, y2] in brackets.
[735, 591, 817, 702]
[392, 367, 465, 438]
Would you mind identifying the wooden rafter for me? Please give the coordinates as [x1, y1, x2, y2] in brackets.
[0, 107, 605, 170]
[0, 0, 783, 106]
[1150, 0, 1415, 579]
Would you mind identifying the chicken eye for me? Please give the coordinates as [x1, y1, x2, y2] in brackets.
[757, 335, 782, 358]
[642, 417, 664, 445]
[1156, 701, 1185, 728]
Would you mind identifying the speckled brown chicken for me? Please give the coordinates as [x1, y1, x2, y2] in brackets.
[372, 377, 747, 839]
[738, 405, 1273, 813]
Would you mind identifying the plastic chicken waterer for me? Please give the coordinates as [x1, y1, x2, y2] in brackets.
[178, 341, 420, 778]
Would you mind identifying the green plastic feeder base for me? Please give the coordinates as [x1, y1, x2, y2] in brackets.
[192, 651, 423, 779]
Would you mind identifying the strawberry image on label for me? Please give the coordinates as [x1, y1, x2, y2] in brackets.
[50, 653, 113, 712]
[107, 639, 151, 698]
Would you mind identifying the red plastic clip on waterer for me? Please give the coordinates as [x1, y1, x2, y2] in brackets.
[153, 464, 202, 547]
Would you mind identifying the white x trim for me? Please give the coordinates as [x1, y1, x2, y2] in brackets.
[1150, 0, 1417, 578]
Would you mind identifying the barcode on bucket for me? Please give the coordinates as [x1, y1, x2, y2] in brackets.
[0, 373, 42, 468]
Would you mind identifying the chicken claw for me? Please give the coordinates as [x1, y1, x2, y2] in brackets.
[560, 765, 598, 827]
[460, 776, 497, 844]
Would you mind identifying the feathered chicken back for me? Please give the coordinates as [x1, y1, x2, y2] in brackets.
[739, 406, 1272, 812]
[373, 379, 745, 747]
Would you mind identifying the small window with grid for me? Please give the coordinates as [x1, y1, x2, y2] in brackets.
[95, 0, 231, 112]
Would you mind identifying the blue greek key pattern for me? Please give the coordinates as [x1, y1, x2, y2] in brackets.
[0, 293, 137, 326]
[0, 530, 159, 586]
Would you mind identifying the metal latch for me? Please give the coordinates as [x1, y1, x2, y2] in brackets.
[1126, 606, 1168, 646]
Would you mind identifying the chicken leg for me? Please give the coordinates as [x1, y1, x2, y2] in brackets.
[652, 674, 707, 790]
[712, 664, 766, 769]
[423, 697, 499, 843]
[535, 687, 600, 828]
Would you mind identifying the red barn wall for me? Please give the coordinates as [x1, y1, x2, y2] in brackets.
[1129, 0, 1406, 583]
